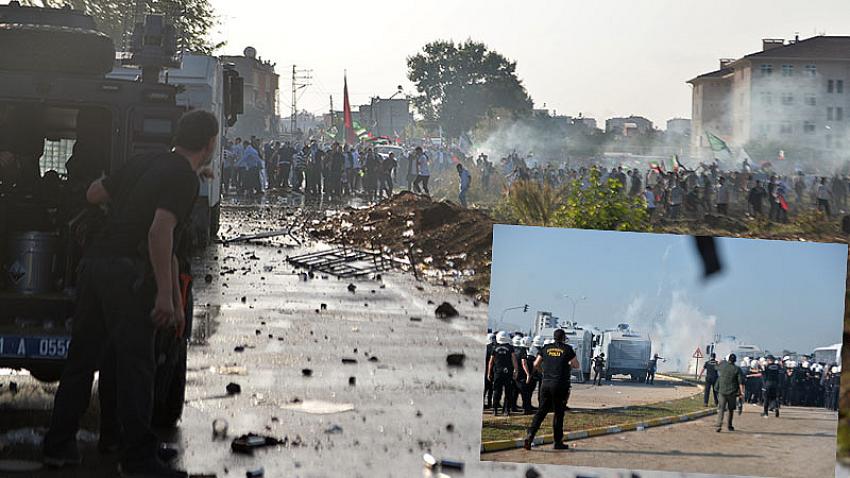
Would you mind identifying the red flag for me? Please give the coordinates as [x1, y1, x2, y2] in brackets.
[779, 195, 788, 211]
[343, 74, 355, 145]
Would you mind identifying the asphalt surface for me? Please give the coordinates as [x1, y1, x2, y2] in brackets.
[484, 402, 838, 478]
[0, 196, 841, 478]
[553, 375, 698, 410]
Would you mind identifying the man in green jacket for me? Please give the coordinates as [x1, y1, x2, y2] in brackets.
[715, 353, 746, 432]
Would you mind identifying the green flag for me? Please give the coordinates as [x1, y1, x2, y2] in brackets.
[705, 132, 732, 153]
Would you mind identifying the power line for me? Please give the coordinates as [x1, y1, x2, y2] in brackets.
[291, 65, 312, 134]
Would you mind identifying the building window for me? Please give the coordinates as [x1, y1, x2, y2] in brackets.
[805, 64, 817, 76]
[781, 93, 794, 105]
[828, 107, 834, 121]
[781, 64, 794, 76]
[760, 92, 772, 105]
[780, 122, 793, 134]
[760, 64, 773, 76]
[839, 80, 845, 94]
[838, 107, 845, 121]
[804, 95, 817, 106]
[828, 80, 834, 93]
[804, 121, 816, 133]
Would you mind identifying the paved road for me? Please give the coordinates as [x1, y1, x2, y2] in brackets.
[484, 403, 838, 478]
[547, 375, 698, 410]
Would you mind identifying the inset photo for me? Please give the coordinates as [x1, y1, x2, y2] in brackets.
[480, 224, 846, 478]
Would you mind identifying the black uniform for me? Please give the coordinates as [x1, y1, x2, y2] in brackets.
[514, 347, 532, 413]
[592, 355, 605, 385]
[484, 342, 495, 408]
[762, 362, 783, 416]
[490, 342, 516, 415]
[526, 342, 576, 445]
[524, 351, 539, 412]
[703, 358, 719, 406]
[44, 152, 199, 469]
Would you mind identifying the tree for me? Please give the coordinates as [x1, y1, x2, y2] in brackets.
[407, 40, 533, 138]
[20, 0, 222, 54]
[553, 167, 649, 231]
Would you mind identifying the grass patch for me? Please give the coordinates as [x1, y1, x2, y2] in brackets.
[480, 392, 711, 443]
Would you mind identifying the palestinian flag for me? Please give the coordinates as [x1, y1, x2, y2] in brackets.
[649, 161, 665, 174]
[672, 154, 690, 173]
[779, 195, 789, 211]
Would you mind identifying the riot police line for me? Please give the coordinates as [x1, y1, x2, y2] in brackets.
[486, 331, 841, 416]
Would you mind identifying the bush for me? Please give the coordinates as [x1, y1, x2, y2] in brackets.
[505, 180, 567, 226]
[552, 167, 649, 232]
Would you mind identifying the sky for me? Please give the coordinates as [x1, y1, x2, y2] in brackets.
[488, 225, 847, 358]
[210, 0, 850, 127]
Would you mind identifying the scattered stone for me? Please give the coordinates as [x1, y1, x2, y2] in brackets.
[409, 317, 422, 322]
[324, 425, 343, 434]
[240, 296, 247, 303]
[341, 358, 357, 364]
[301, 369, 313, 377]
[204, 274, 213, 283]
[320, 303, 327, 310]
[348, 376, 356, 386]
[446, 353, 466, 367]
[347, 283, 356, 293]
[246, 467, 264, 478]
[368, 356, 379, 363]
[255, 329, 261, 335]
[435, 302, 459, 319]
[234, 346, 245, 353]
[525, 467, 542, 478]
[445, 423, 454, 432]
[226, 383, 241, 395]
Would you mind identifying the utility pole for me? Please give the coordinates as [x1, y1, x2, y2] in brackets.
[329, 95, 334, 134]
[290, 65, 312, 137]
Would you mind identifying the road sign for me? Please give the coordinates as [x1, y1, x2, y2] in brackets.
[692, 347, 704, 359]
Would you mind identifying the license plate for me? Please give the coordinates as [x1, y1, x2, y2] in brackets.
[0, 336, 71, 359]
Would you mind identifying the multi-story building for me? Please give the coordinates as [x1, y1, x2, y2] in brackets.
[605, 115, 654, 136]
[689, 36, 850, 164]
[221, 46, 280, 140]
[666, 118, 692, 136]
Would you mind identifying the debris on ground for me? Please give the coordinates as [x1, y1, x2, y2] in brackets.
[324, 425, 343, 434]
[525, 467, 542, 478]
[423, 453, 465, 472]
[212, 419, 228, 439]
[348, 376, 356, 386]
[446, 353, 466, 367]
[226, 383, 242, 395]
[309, 192, 493, 301]
[204, 274, 213, 283]
[341, 358, 357, 364]
[347, 283, 357, 293]
[301, 368, 313, 377]
[230, 434, 284, 454]
[245, 467, 265, 478]
[409, 316, 422, 322]
[435, 302, 459, 319]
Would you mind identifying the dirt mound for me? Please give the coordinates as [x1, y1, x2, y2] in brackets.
[309, 192, 493, 300]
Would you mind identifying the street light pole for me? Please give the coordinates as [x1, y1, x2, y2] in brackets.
[496, 304, 529, 331]
[563, 294, 587, 324]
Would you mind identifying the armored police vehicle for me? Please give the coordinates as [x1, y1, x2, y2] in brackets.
[0, 2, 241, 427]
[594, 324, 652, 382]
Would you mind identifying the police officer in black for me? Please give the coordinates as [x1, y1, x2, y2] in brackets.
[488, 331, 518, 416]
[591, 353, 605, 386]
[43, 110, 219, 478]
[699, 353, 719, 406]
[484, 333, 496, 409]
[761, 355, 783, 417]
[523, 329, 579, 450]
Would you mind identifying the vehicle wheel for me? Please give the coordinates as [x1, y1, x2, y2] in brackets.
[152, 287, 192, 428]
[28, 364, 63, 382]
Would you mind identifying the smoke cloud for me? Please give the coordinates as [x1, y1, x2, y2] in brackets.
[627, 291, 717, 373]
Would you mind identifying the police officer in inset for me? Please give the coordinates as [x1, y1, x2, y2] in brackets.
[699, 353, 719, 406]
[591, 353, 606, 386]
[43, 110, 219, 478]
[488, 331, 518, 416]
[514, 336, 535, 414]
[521, 337, 538, 414]
[715, 353, 746, 433]
[647, 353, 664, 384]
[523, 329, 580, 450]
[483, 333, 496, 409]
[761, 355, 783, 418]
